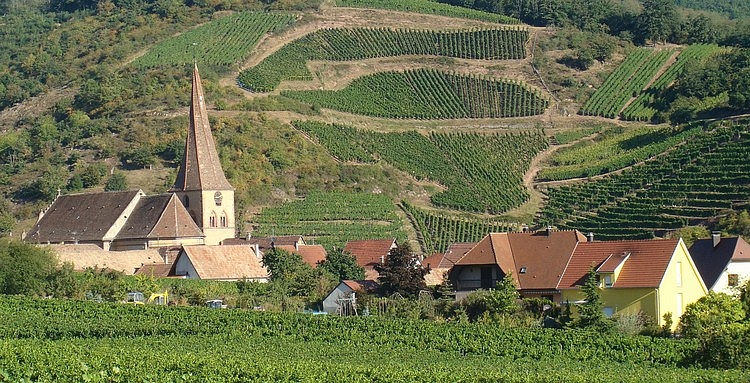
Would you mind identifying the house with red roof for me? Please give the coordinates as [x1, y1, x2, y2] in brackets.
[689, 233, 750, 294]
[275, 243, 327, 268]
[558, 238, 707, 330]
[322, 280, 379, 315]
[449, 229, 586, 301]
[173, 245, 269, 282]
[422, 242, 476, 286]
[343, 239, 397, 280]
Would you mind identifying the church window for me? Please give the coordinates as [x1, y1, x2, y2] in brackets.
[220, 212, 227, 227]
[209, 212, 217, 228]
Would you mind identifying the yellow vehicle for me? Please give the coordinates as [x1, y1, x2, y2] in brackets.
[125, 290, 169, 305]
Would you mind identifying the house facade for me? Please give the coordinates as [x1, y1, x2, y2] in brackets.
[449, 229, 586, 301]
[322, 280, 378, 315]
[559, 238, 707, 329]
[689, 233, 750, 294]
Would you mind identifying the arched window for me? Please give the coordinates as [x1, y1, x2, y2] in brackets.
[220, 212, 227, 227]
[209, 212, 217, 228]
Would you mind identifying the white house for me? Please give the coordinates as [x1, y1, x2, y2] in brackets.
[689, 233, 750, 294]
[322, 280, 378, 315]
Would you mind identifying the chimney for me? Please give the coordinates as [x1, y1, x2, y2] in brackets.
[546, 226, 553, 236]
[587, 232, 594, 242]
[712, 231, 721, 248]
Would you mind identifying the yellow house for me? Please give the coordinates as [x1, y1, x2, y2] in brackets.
[558, 238, 707, 330]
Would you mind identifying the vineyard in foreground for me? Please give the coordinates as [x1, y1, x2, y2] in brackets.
[251, 191, 406, 250]
[294, 121, 548, 214]
[1, 296, 747, 382]
[237, 27, 528, 92]
[133, 12, 296, 69]
[540, 119, 750, 240]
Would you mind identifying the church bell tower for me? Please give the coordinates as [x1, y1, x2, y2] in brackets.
[170, 64, 235, 245]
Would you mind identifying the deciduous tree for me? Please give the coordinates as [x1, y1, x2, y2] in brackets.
[375, 243, 427, 297]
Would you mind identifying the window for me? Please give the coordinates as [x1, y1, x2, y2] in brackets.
[603, 274, 613, 288]
[209, 213, 217, 228]
[519, 267, 527, 274]
[220, 213, 227, 227]
[729, 274, 739, 287]
[676, 261, 682, 287]
[603, 307, 615, 318]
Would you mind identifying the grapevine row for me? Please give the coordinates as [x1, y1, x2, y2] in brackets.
[238, 27, 529, 92]
[335, 0, 520, 24]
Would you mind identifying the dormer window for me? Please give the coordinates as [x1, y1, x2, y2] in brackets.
[519, 267, 527, 274]
[603, 274, 613, 288]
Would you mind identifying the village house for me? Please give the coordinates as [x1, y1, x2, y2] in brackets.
[343, 238, 397, 280]
[322, 279, 379, 315]
[172, 245, 269, 282]
[422, 242, 476, 286]
[449, 229, 587, 301]
[558, 238, 707, 330]
[689, 233, 750, 294]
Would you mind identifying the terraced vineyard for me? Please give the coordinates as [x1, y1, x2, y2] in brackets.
[539, 120, 750, 240]
[538, 124, 703, 181]
[294, 121, 548, 214]
[133, 12, 296, 68]
[251, 191, 406, 249]
[335, 0, 520, 24]
[580, 48, 675, 118]
[401, 201, 516, 254]
[238, 27, 529, 92]
[282, 69, 548, 119]
[621, 44, 723, 122]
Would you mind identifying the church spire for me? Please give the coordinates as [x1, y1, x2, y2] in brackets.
[171, 64, 233, 192]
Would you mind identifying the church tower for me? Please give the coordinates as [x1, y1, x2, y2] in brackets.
[170, 64, 235, 245]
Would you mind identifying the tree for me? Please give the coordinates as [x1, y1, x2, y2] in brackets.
[638, 0, 677, 45]
[679, 292, 744, 338]
[262, 247, 333, 298]
[104, 172, 128, 191]
[0, 239, 58, 296]
[719, 210, 750, 239]
[573, 267, 613, 331]
[318, 249, 365, 281]
[461, 273, 520, 322]
[374, 243, 427, 297]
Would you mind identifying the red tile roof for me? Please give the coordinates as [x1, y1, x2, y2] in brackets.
[343, 239, 396, 268]
[342, 280, 379, 292]
[116, 194, 203, 240]
[559, 239, 680, 289]
[179, 245, 268, 280]
[134, 263, 174, 277]
[275, 244, 327, 268]
[455, 230, 585, 290]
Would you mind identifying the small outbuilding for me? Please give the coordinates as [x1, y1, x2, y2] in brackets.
[322, 280, 379, 315]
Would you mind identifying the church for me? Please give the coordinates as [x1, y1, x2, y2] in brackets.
[25, 65, 236, 253]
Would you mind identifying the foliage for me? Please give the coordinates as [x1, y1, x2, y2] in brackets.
[104, 172, 128, 191]
[0, 240, 58, 296]
[461, 274, 520, 322]
[261, 247, 333, 299]
[296, 121, 547, 214]
[540, 120, 750, 240]
[251, 191, 406, 251]
[318, 249, 365, 281]
[580, 48, 675, 119]
[281, 69, 548, 119]
[638, 0, 677, 45]
[401, 201, 516, 253]
[133, 12, 296, 70]
[572, 268, 613, 332]
[336, 0, 519, 23]
[4, 295, 745, 379]
[375, 243, 428, 297]
[679, 292, 744, 339]
[238, 27, 528, 92]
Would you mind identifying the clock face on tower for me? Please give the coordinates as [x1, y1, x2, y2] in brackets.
[214, 191, 223, 206]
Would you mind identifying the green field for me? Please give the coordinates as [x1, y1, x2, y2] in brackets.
[540, 120, 750, 239]
[0, 296, 746, 382]
[294, 121, 548, 214]
[237, 27, 528, 92]
[251, 191, 406, 250]
[133, 12, 296, 69]
[335, 0, 520, 24]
